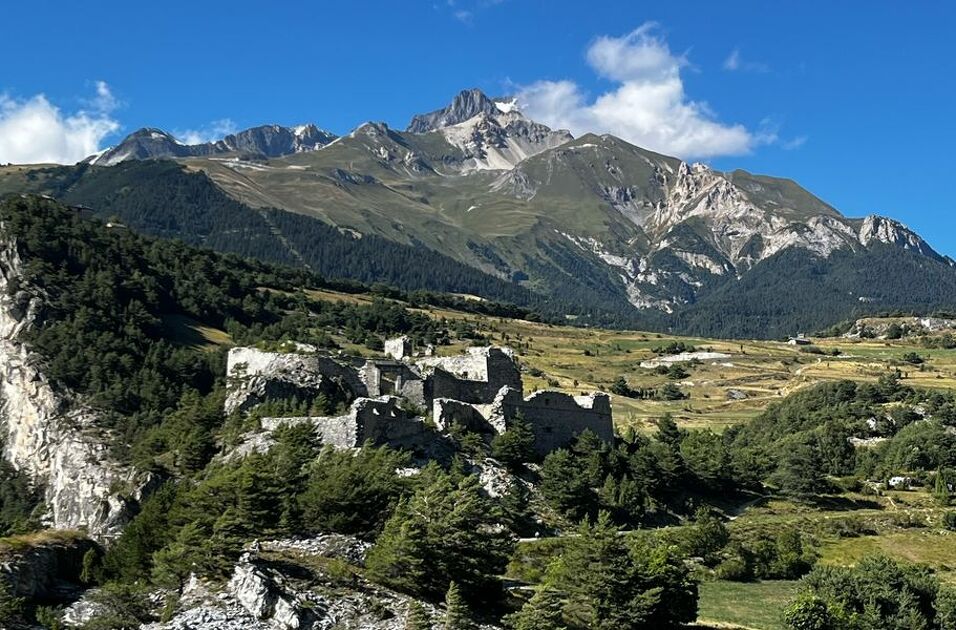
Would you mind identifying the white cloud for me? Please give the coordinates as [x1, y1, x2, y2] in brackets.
[89, 80, 120, 112]
[439, 0, 502, 23]
[517, 24, 768, 159]
[174, 118, 237, 145]
[782, 135, 807, 150]
[723, 48, 769, 73]
[0, 82, 120, 165]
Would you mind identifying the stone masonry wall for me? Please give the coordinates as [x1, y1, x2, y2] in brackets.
[361, 361, 426, 408]
[225, 348, 369, 415]
[419, 347, 522, 405]
[263, 397, 430, 451]
[432, 398, 498, 434]
[494, 387, 613, 456]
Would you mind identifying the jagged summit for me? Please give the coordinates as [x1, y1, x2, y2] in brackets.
[858, 214, 945, 261]
[89, 123, 337, 166]
[404, 88, 573, 171]
[406, 87, 509, 133]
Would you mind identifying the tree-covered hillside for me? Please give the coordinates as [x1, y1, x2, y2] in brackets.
[12, 161, 641, 327]
[673, 246, 956, 339]
[6, 161, 956, 338]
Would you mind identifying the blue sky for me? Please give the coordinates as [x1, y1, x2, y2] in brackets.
[2, 1, 955, 253]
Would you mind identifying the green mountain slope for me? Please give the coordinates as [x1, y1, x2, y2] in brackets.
[3, 89, 955, 338]
[0, 160, 643, 325]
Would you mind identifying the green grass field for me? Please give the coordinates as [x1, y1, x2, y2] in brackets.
[697, 580, 800, 630]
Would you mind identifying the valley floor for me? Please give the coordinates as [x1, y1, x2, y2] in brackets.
[304, 287, 956, 432]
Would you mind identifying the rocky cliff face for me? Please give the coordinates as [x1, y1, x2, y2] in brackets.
[0, 239, 149, 540]
[0, 532, 96, 600]
[858, 214, 943, 261]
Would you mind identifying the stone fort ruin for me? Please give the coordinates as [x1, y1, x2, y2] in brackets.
[225, 338, 613, 457]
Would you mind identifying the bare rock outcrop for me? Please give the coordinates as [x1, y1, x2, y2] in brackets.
[0, 532, 96, 601]
[0, 239, 149, 540]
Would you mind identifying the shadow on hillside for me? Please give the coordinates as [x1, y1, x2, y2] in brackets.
[799, 494, 882, 512]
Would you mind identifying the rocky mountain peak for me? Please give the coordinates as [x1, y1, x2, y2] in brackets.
[213, 124, 335, 156]
[353, 121, 393, 137]
[89, 123, 337, 166]
[858, 214, 941, 260]
[411, 89, 572, 171]
[406, 87, 506, 133]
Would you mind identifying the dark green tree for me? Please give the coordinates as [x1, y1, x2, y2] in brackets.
[793, 555, 942, 629]
[405, 601, 432, 630]
[772, 437, 826, 497]
[366, 473, 513, 604]
[300, 444, 409, 538]
[505, 587, 567, 630]
[783, 593, 837, 630]
[443, 581, 475, 630]
[491, 418, 537, 469]
[540, 449, 594, 521]
[546, 511, 697, 629]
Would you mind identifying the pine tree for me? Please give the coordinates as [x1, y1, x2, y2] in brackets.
[545, 511, 697, 629]
[212, 506, 247, 552]
[235, 455, 281, 532]
[539, 449, 593, 520]
[505, 587, 567, 630]
[405, 601, 432, 630]
[443, 581, 474, 630]
[0, 580, 23, 625]
[365, 498, 430, 595]
[366, 473, 513, 602]
[500, 481, 534, 536]
[491, 417, 537, 469]
[772, 438, 825, 496]
[655, 414, 684, 450]
[151, 522, 217, 587]
[935, 469, 952, 506]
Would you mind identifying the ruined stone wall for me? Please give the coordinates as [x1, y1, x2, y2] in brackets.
[432, 398, 497, 434]
[496, 388, 613, 456]
[384, 336, 413, 360]
[225, 348, 369, 414]
[419, 347, 522, 405]
[361, 362, 425, 408]
[263, 397, 430, 450]
[356, 398, 430, 449]
[428, 368, 490, 405]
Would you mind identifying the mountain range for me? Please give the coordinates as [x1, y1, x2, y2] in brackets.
[1, 87, 953, 339]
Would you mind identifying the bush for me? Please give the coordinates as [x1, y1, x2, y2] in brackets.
[902, 352, 925, 365]
[788, 555, 944, 629]
[715, 554, 752, 581]
[610, 376, 636, 398]
[784, 593, 836, 630]
[656, 383, 688, 401]
[942, 511, 956, 531]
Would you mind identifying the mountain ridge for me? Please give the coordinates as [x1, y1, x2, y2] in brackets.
[89, 123, 337, 166]
[1, 87, 951, 338]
